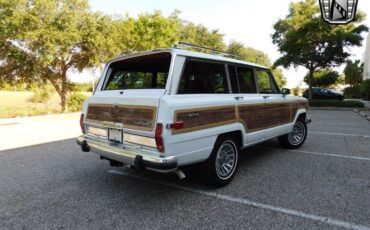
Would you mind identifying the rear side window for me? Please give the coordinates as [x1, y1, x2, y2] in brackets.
[104, 52, 171, 90]
[256, 70, 279, 94]
[178, 60, 229, 94]
[237, 66, 256, 93]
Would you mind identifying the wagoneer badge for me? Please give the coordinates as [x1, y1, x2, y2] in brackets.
[319, 0, 359, 24]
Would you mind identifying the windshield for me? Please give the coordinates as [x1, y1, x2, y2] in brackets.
[103, 52, 171, 90]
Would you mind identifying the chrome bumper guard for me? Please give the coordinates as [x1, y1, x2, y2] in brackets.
[77, 135, 177, 173]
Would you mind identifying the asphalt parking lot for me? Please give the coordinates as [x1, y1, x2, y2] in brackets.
[1, 109, 370, 230]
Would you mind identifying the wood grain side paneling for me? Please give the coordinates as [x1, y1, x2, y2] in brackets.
[86, 104, 157, 132]
[237, 101, 308, 133]
[172, 101, 308, 135]
[290, 101, 309, 121]
[172, 106, 236, 134]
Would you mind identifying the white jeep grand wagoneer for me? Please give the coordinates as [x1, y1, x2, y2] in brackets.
[77, 43, 310, 187]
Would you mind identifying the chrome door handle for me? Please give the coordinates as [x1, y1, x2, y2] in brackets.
[263, 96, 270, 99]
[234, 96, 244, 100]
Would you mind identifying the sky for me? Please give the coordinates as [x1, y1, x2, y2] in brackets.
[71, 0, 370, 88]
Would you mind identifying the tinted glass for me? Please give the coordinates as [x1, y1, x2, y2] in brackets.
[228, 65, 239, 93]
[178, 60, 228, 94]
[256, 70, 279, 94]
[104, 53, 171, 90]
[237, 66, 257, 93]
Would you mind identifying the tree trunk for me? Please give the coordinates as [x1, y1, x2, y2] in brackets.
[47, 66, 69, 112]
[308, 68, 314, 100]
[60, 70, 68, 112]
[60, 92, 67, 112]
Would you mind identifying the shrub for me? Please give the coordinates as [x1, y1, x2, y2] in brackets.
[67, 93, 88, 112]
[343, 85, 362, 99]
[360, 79, 370, 101]
[28, 86, 53, 103]
[308, 100, 364, 108]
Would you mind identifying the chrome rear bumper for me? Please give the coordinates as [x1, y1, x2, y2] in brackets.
[77, 135, 177, 173]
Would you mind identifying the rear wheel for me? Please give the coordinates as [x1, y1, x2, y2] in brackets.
[278, 118, 307, 149]
[203, 135, 239, 187]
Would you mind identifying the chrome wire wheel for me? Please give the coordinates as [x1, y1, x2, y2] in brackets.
[215, 141, 237, 180]
[288, 121, 306, 146]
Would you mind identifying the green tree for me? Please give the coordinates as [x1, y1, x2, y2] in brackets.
[303, 69, 340, 88]
[344, 60, 363, 87]
[118, 10, 226, 54]
[121, 11, 179, 53]
[227, 40, 286, 88]
[272, 0, 368, 99]
[178, 22, 225, 51]
[0, 0, 122, 111]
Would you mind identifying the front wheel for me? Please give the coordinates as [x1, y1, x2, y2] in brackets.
[203, 136, 239, 187]
[278, 118, 307, 149]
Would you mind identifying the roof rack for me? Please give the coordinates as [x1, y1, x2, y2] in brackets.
[173, 41, 244, 60]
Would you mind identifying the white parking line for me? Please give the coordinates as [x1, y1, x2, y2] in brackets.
[290, 149, 370, 161]
[254, 146, 370, 162]
[311, 131, 370, 139]
[108, 169, 370, 230]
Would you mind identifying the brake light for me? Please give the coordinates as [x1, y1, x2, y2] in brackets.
[155, 123, 164, 153]
[80, 114, 86, 134]
[169, 121, 184, 129]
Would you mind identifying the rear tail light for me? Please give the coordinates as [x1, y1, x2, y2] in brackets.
[155, 123, 164, 153]
[80, 114, 86, 134]
[169, 121, 184, 129]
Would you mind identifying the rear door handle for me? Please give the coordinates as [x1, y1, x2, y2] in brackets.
[234, 96, 244, 100]
[263, 96, 270, 99]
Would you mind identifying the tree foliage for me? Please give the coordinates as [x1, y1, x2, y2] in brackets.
[303, 69, 340, 87]
[227, 40, 286, 88]
[272, 0, 368, 99]
[1, 0, 287, 111]
[343, 60, 363, 87]
[0, 0, 122, 111]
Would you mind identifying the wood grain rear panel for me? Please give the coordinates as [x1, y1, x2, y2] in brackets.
[86, 104, 157, 132]
[172, 106, 237, 134]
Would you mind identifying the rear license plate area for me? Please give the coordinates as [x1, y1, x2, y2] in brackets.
[108, 129, 123, 144]
[88, 126, 107, 138]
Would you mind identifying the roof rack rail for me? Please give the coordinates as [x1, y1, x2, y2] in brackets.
[173, 41, 243, 60]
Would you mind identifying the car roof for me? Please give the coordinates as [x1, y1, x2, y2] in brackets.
[109, 48, 270, 70]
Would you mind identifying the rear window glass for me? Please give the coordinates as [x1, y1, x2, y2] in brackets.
[178, 60, 228, 94]
[103, 52, 171, 90]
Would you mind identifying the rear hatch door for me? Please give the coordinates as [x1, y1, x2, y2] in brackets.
[85, 51, 172, 135]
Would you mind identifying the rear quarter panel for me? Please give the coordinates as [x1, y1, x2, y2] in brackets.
[159, 95, 244, 166]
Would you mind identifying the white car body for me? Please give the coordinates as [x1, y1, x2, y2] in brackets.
[77, 48, 308, 174]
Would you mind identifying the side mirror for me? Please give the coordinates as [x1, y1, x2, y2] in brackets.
[282, 88, 290, 96]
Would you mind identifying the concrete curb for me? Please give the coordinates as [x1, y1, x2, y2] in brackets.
[359, 112, 367, 117]
[0, 112, 80, 125]
[352, 108, 370, 122]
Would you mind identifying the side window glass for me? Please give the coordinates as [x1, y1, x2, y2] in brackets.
[256, 70, 278, 94]
[228, 65, 239, 93]
[178, 60, 229, 94]
[237, 66, 257, 93]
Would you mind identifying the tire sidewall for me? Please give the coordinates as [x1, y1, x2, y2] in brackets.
[286, 120, 307, 148]
[205, 136, 239, 187]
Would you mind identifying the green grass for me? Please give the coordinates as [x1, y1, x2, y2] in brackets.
[0, 90, 91, 118]
[309, 100, 364, 108]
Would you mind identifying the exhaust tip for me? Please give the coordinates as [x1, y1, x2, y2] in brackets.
[175, 169, 186, 180]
